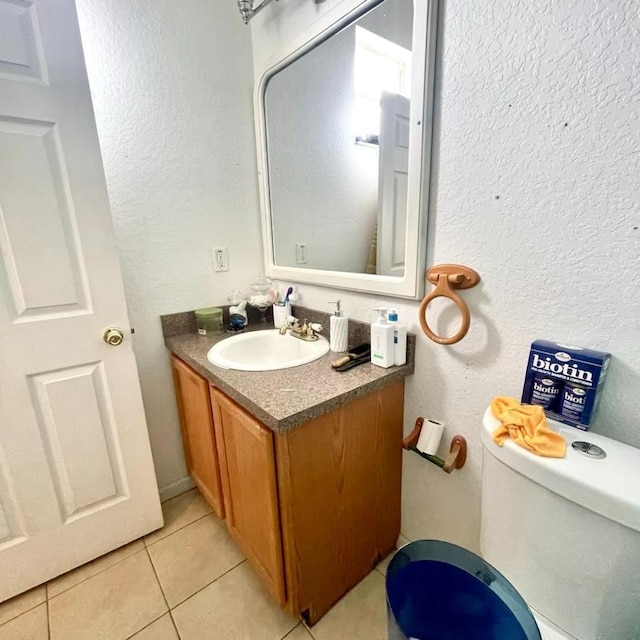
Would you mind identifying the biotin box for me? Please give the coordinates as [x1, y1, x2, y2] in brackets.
[521, 340, 611, 430]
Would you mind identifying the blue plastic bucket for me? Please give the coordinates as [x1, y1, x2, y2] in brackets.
[386, 540, 542, 640]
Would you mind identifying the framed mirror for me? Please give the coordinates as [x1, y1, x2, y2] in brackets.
[255, 0, 437, 299]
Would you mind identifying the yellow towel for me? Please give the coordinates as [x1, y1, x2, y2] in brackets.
[491, 396, 566, 458]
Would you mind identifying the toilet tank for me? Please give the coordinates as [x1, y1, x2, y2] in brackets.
[480, 407, 640, 640]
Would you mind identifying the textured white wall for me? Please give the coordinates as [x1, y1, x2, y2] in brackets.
[253, 0, 640, 550]
[76, 0, 264, 498]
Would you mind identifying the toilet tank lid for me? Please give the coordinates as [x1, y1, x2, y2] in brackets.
[482, 406, 640, 534]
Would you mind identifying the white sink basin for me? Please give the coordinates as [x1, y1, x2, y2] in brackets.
[207, 329, 330, 371]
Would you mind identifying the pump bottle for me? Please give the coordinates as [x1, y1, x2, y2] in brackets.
[371, 308, 394, 368]
[388, 309, 407, 366]
[329, 300, 348, 352]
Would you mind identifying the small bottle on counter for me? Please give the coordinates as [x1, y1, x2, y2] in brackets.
[329, 300, 349, 352]
[371, 308, 394, 368]
[388, 309, 407, 366]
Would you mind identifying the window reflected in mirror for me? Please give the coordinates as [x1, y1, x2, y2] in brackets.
[354, 25, 411, 143]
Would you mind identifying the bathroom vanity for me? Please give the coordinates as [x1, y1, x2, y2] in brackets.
[165, 312, 413, 624]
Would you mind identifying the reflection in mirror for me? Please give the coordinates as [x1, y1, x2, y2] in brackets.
[265, 0, 413, 276]
[257, 0, 436, 298]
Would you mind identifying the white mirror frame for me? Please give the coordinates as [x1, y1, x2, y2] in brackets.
[254, 0, 438, 299]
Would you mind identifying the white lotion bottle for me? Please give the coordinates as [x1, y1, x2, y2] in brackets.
[388, 309, 407, 366]
[371, 308, 394, 368]
[329, 300, 349, 352]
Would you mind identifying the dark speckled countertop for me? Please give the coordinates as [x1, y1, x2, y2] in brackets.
[162, 306, 415, 433]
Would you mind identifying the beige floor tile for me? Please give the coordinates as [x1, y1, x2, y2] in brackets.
[129, 613, 178, 640]
[48, 550, 167, 640]
[47, 539, 144, 597]
[0, 603, 48, 640]
[376, 534, 410, 576]
[310, 570, 388, 640]
[284, 624, 314, 639]
[145, 488, 212, 545]
[172, 562, 297, 640]
[0, 586, 46, 626]
[147, 514, 244, 607]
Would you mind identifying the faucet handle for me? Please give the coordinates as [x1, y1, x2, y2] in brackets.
[279, 315, 300, 335]
[306, 322, 323, 340]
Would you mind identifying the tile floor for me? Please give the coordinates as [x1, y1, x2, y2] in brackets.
[0, 489, 408, 640]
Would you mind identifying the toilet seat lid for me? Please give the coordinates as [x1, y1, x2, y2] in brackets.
[482, 406, 640, 533]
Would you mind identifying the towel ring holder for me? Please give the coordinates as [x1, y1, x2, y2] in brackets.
[419, 264, 480, 345]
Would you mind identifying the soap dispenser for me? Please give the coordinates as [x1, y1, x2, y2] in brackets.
[371, 308, 394, 368]
[227, 289, 248, 331]
[388, 309, 407, 366]
[329, 300, 348, 352]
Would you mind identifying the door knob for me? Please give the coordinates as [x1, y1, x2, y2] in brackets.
[103, 327, 124, 346]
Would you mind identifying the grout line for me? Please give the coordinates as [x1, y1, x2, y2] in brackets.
[281, 623, 306, 639]
[0, 590, 47, 628]
[145, 546, 171, 612]
[280, 624, 297, 639]
[46, 543, 146, 601]
[144, 511, 213, 549]
[123, 612, 168, 640]
[46, 500, 214, 602]
[168, 610, 182, 639]
[0, 603, 48, 637]
[122, 549, 178, 639]
[168, 559, 247, 611]
[2, 492, 209, 637]
[301, 618, 319, 639]
[45, 587, 51, 640]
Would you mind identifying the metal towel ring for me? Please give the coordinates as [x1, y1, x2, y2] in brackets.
[419, 264, 480, 345]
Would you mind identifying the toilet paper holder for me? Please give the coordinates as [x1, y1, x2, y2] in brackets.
[403, 417, 467, 473]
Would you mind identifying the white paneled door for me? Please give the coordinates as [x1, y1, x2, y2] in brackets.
[0, 0, 162, 601]
[377, 91, 410, 277]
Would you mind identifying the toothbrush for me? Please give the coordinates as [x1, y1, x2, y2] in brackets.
[282, 287, 293, 306]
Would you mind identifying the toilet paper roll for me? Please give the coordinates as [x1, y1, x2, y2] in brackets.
[416, 419, 445, 455]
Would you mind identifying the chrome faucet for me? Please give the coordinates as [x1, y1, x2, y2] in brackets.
[279, 316, 323, 341]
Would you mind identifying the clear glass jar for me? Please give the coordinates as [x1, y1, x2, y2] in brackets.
[248, 275, 273, 323]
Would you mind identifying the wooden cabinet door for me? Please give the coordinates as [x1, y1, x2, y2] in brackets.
[276, 381, 404, 624]
[210, 387, 286, 606]
[171, 356, 224, 518]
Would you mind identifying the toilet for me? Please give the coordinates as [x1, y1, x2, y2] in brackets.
[480, 407, 640, 640]
[387, 410, 640, 640]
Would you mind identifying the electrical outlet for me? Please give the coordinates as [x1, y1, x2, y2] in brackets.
[296, 243, 307, 264]
[213, 247, 228, 272]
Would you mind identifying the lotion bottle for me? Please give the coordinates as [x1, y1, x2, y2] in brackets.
[329, 300, 348, 352]
[388, 309, 407, 366]
[371, 308, 394, 368]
